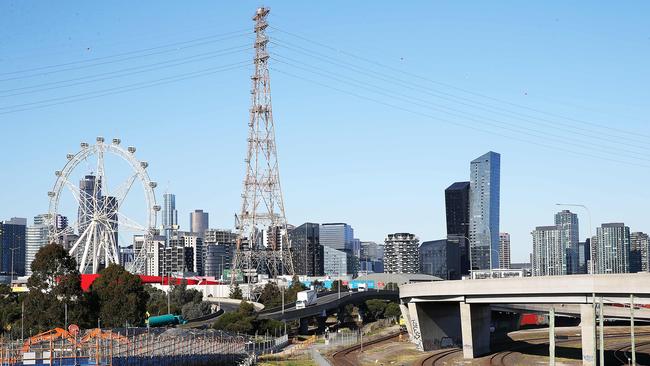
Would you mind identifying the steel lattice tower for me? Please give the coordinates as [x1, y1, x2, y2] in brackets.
[232, 7, 294, 285]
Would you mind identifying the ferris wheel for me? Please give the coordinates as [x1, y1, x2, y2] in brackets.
[47, 137, 159, 274]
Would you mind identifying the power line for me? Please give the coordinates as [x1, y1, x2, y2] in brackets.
[0, 61, 249, 115]
[270, 55, 650, 164]
[270, 37, 650, 151]
[271, 67, 650, 169]
[0, 45, 250, 98]
[269, 25, 650, 141]
[0, 31, 252, 82]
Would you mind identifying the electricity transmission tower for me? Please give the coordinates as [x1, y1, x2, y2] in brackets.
[232, 7, 294, 286]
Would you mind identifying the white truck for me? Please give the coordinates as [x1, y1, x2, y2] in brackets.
[357, 283, 367, 292]
[296, 289, 317, 309]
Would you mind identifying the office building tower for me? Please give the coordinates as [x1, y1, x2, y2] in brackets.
[289, 223, 323, 276]
[56, 214, 68, 230]
[119, 246, 135, 268]
[577, 239, 590, 274]
[595, 223, 630, 274]
[78, 175, 101, 236]
[419, 239, 460, 280]
[320, 223, 354, 253]
[469, 151, 501, 270]
[189, 210, 209, 239]
[161, 193, 178, 240]
[204, 243, 235, 278]
[0, 218, 27, 280]
[323, 246, 348, 277]
[384, 232, 419, 274]
[555, 210, 579, 274]
[532, 226, 563, 276]
[499, 233, 511, 269]
[26, 214, 49, 276]
[630, 232, 649, 273]
[445, 181, 470, 274]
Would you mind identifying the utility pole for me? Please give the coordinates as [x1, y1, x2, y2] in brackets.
[631, 294, 636, 366]
[599, 297, 604, 366]
[549, 307, 555, 366]
[232, 6, 294, 287]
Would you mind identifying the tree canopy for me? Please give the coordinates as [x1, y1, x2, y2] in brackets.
[89, 264, 149, 327]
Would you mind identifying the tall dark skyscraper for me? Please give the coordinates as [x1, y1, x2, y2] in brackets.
[445, 181, 470, 274]
[289, 223, 323, 276]
[0, 217, 27, 280]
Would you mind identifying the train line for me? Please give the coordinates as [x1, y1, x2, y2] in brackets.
[331, 331, 405, 366]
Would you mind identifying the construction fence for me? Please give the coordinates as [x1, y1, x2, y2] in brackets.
[0, 327, 256, 366]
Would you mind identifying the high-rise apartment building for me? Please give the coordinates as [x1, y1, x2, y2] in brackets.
[469, 151, 501, 270]
[384, 232, 419, 274]
[555, 210, 579, 274]
[161, 193, 178, 241]
[419, 239, 460, 280]
[289, 223, 323, 276]
[137, 234, 166, 276]
[0, 218, 27, 280]
[189, 210, 209, 239]
[445, 181, 470, 275]
[577, 239, 590, 274]
[26, 214, 49, 276]
[595, 223, 630, 274]
[204, 243, 235, 279]
[169, 231, 203, 275]
[531, 226, 563, 276]
[631, 232, 649, 273]
[499, 232, 511, 269]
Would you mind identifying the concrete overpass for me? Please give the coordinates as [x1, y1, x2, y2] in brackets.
[400, 273, 650, 366]
[259, 290, 399, 332]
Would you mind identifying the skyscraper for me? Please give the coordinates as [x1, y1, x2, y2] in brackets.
[630, 232, 649, 273]
[26, 214, 49, 276]
[289, 223, 323, 276]
[531, 226, 563, 276]
[555, 210, 579, 274]
[203, 229, 237, 279]
[445, 181, 470, 274]
[0, 217, 27, 280]
[161, 193, 178, 241]
[384, 232, 419, 274]
[189, 210, 209, 238]
[499, 232, 511, 269]
[78, 175, 101, 236]
[469, 151, 501, 270]
[320, 223, 354, 253]
[595, 223, 630, 274]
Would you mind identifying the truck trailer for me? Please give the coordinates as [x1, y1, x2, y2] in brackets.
[296, 289, 317, 309]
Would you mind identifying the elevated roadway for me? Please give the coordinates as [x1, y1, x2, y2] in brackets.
[400, 273, 650, 366]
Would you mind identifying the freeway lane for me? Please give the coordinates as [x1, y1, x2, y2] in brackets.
[258, 290, 399, 321]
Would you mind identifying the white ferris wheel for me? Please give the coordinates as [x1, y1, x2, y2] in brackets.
[46, 137, 159, 274]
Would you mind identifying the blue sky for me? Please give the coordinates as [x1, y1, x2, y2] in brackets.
[1, 1, 649, 262]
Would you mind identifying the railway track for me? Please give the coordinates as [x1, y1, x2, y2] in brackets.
[415, 349, 462, 366]
[331, 331, 406, 366]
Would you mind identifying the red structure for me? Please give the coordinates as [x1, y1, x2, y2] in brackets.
[80, 274, 222, 291]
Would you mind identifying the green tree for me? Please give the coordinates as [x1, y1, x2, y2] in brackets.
[258, 282, 282, 308]
[212, 301, 256, 333]
[24, 244, 91, 332]
[384, 302, 402, 321]
[364, 299, 387, 321]
[145, 286, 169, 316]
[384, 282, 399, 291]
[89, 264, 149, 327]
[285, 275, 307, 303]
[181, 302, 211, 320]
[229, 283, 243, 300]
[311, 280, 324, 292]
[330, 280, 348, 293]
[0, 285, 21, 336]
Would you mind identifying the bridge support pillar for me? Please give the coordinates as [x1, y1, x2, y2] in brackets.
[580, 304, 596, 366]
[407, 302, 462, 351]
[299, 317, 309, 335]
[460, 302, 491, 359]
[316, 316, 327, 333]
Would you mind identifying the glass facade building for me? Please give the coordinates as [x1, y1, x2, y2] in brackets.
[161, 193, 178, 241]
[320, 223, 354, 252]
[445, 181, 470, 275]
[555, 210, 579, 274]
[0, 218, 26, 279]
[630, 232, 649, 273]
[419, 239, 460, 280]
[26, 214, 49, 276]
[469, 151, 501, 270]
[289, 223, 323, 276]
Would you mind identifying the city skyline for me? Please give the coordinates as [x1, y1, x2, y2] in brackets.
[1, 2, 649, 263]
